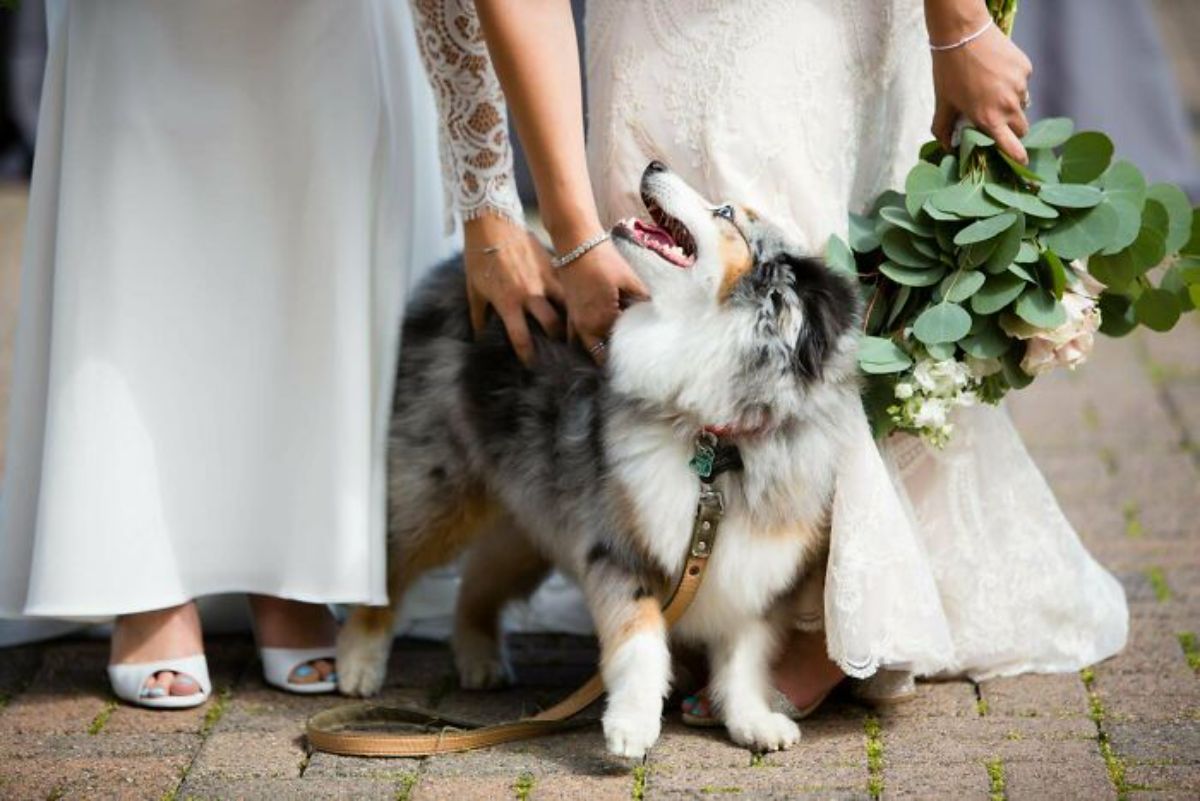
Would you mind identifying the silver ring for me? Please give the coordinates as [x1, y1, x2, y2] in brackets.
[589, 340, 607, 356]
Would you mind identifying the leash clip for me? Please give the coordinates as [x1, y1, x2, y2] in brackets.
[690, 486, 724, 558]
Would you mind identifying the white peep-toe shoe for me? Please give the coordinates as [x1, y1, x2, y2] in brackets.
[259, 647, 338, 694]
[107, 654, 211, 709]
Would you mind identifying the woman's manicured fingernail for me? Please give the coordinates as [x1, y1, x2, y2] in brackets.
[294, 665, 315, 678]
[143, 687, 167, 698]
[174, 676, 196, 686]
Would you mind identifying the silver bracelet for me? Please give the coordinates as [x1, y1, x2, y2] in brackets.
[551, 231, 610, 269]
[929, 18, 992, 52]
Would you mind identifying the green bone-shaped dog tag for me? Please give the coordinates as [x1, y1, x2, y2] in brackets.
[689, 439, 716, 479]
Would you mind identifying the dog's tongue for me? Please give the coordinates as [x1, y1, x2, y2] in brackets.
[633, 219, 676, 249]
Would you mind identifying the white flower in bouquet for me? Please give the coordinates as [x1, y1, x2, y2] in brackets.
[912, 396, 949, 428]
[999, 290, 1101, 377]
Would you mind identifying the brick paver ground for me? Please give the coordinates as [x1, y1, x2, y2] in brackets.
[2, 4, 1199, 799]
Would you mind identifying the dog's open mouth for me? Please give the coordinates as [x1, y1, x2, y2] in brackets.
[615, 197, 697, 268]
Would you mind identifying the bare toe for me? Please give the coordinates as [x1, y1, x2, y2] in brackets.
[168, 673, 201, 697]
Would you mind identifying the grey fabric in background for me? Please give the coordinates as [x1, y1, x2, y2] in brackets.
[1014, 0, 1199, 198]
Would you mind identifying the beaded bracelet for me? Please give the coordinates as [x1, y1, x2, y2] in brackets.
[551, 231, 611, 269]
[929, 18, 993, 52]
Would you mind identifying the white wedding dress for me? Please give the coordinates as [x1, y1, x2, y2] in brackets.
[0, 1, 455, 625]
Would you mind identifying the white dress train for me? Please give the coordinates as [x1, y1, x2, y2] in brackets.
[0, 0, 454, 621]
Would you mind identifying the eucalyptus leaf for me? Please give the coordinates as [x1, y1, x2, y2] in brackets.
[879, 261, 946, 287]
[1038, 183, 1104, 209]
[858, 335, 914, 373]
[1146, 183, 1193, 253]
[924, 202, 961, 222]
[939, 270, 987, 303]
[849, 213, 881, 253]
[999, 149, 1048, 184]
[1098, 161, 1148, 255]
[982, 212, 1026, 274]
[1022, 117, 1074, 149]
[904, 162, 946, 221]
[1162, 260, 1200, 311]
[961, 320, 1011, 359]
[913, 302, 972, 345]
[1008, 262, 1036, 282]
[1128, 225, 1167, 274]
[939, 155, 959, 184]
[1133, 287, 1182, 332]
[930, 182, 1007, 218]
[825, 235, 856, 276]
[954, 211, 1019, 246]
[1015, 288, 1068, 329]
[1014, 240, 1040, 263]
[880, 206, 934, 238]
[1001, 345, 1035, 389]
[881, 228, 936, 269]
[984, 183, 1059, 219]
[1040, 201, 1119, 260]
[960, 237, 1000, 270]
[1098, 293, 1137, 337]
[911, 236, 941, 261]
[1182, 209, 1200, 257]
[925, 341, 957, 360]
[971, 273, 1026, 314]
[1027, 148, 1060, 183]
[1060, 131, 1114, 184]
[1088, 249, 1137, 292]
[1043, 249, 1068, 299]
[960, 127, 995, 162]
[886, 284, 913, 327]
[1141, 198, 1170, 240]
[934, 222, 957, 253]
[870, 189, 906, 216]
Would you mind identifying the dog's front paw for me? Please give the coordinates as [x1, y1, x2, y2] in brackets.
[726, 711, 801, 752]
[603, 708, 662, 759]
[336, 627, 391, 697]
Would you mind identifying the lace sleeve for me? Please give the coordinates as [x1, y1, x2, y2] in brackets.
[410, 0, 525, 231]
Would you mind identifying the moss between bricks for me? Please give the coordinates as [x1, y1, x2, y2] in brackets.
[1178, 632, 1200, 673]
[1080, 668, 1132, 800]
[864, 715, 884, 800]
[87, 700, 118, 735]
[1122, 502, 1144, 539]
[631, 764, 647, 800]
[200, 687, 230, 735]
[513, 771, 535, 801]
[394, 773, 418, 801]
[985, 758, 1006, 801]
[1146, 567, 1172, 603]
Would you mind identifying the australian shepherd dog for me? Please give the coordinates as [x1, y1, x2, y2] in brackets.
[336, 162, 863, 757]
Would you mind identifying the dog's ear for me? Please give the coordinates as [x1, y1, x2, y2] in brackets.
[783, 255, 861, 381]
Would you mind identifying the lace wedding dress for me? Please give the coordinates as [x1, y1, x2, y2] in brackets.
[408, 0, 1128, 680]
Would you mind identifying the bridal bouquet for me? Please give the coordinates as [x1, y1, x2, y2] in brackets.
[828, 3, 1199, 445]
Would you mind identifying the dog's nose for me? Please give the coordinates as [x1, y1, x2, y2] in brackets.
[644, 160, 668, 176]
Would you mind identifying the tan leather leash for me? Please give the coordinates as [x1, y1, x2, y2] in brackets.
[307, 434, 736, 758]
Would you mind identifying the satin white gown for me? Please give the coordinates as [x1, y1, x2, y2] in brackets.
[583, 0, 1127, 679]
[0, 1, 454, 622]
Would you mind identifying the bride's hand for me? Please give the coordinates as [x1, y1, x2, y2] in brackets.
[558, 240, 649, 362]
[928, 11, 1034, 164]
[463, 214, 564, 365]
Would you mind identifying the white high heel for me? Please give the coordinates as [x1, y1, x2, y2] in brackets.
[107, 654, 211, 709]
[259, 647, 337, 694]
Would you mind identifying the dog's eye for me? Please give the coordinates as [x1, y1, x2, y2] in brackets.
[713, 204, 735, 221]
